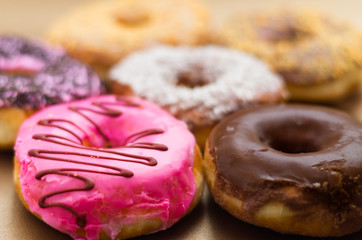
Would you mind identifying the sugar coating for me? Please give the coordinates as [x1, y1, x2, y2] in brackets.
[0, 36, 102, 109]
[110, 45, 286, 129]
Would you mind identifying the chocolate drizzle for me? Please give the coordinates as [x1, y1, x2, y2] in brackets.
[28, 96, 168, 228]
[68, 97, 138, 143]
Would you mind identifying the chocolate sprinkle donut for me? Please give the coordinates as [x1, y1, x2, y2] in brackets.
[0, 36, 102, 110]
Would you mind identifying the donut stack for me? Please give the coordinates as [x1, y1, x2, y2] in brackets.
[1, 0, 362, 240]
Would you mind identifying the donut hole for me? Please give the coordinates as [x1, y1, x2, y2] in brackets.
[258, 118, 341, 154]
[83, 131, 128, 149]
[0, 56, 44, 76]
[115, 11, 150, 27]
[82, 138, 114, 148]
[1, 69, 38, 76]
[176, 64, 212, 88]
[176, 71, 209, 88]
[262, 128, 320, 153]
[257, 17, 309, 42]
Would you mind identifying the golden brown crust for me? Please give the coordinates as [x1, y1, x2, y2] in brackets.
[216, 9, 362, 102]
[188, 145, 204, 213]
[191, 126, 213, 152]
[204, 140, 362, 237]
[14, 156, 43, 221]
[46, 0, 211, 77]
[0, 108, 33, 149]
[286, 70, 362, 102]
[14, 145, 204, 240]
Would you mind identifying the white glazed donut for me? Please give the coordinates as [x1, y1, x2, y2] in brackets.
[109, 45, 287, 148]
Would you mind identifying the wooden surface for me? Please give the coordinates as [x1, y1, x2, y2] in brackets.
[1, 0, 362, 239]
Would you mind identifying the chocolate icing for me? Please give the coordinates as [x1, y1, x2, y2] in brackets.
[29, 96, 168, 228]
[208, 104, 362, 222]
[0, 36, 102, 109]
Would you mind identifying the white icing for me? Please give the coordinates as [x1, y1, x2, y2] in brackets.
[109, 45, 285, 129]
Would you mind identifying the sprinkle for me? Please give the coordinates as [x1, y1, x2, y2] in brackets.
[226, 126, 234, 132]
[0, 36, 102, 110]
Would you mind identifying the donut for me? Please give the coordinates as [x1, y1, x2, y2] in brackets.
[109, 45, 287, 149]
[46, 0, 210, 77]
[0, 35, 102, 149]
[14, 95, 203, 240]
[216, 9, 362, 102]
[204, 104, 362, 236]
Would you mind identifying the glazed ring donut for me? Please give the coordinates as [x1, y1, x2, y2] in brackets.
[14, 95, 203, 240]
[46, 0, 210, 77]
[0, 35, 102, 149]
[109, 45, 287, 149]
[204, 104, 362, 237]
[217, 9, 362, 102]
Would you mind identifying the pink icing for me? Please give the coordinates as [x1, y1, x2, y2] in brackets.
[15, 95, 197, 240]
[0, 55, 45, 72]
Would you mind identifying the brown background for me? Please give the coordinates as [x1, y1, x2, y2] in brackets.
[1, 0, 362, 239]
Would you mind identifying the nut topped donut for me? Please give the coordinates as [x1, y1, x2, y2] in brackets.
[109, 45, 287, 149]
[204, 104, 362, 236]
[217, 9, 362, 102]
[46, 0, 211, 77]
[14, 95, 203, 240]
[0, 35, 102, 149]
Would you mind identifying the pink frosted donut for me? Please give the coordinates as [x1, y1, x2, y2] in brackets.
[14, 95, 203, 240]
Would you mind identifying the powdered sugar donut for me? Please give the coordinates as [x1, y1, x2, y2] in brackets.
[14, 95, 203, 240]
[109, 45, 287, 148]
[0, 35, 102, 149]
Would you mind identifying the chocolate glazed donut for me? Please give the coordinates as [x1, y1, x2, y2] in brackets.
[204, 104, 362, 237]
